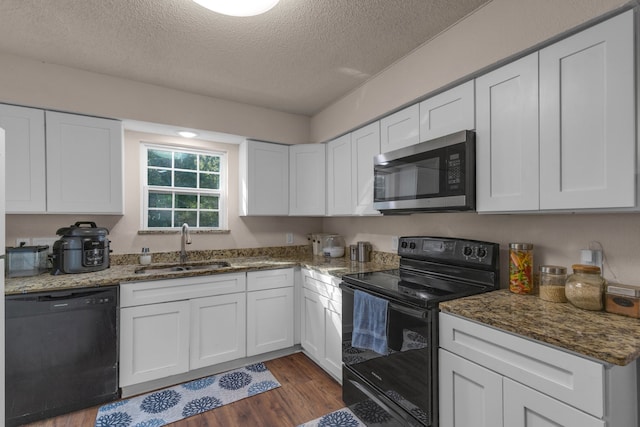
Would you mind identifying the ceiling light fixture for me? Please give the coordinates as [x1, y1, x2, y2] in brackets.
[192, 0, 279, 17]
[177, 131, 198, 138]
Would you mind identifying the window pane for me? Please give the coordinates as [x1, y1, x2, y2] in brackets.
[200, 155, 220, 172]
[175, 211, 197, 226]
[200, 173, 220, 189]
[148, 210, 172, 227]
[175, 152, 197, 170]
[175, 171, 197, 188]
[200, 211, 219, 227]
[200, 195, 219, 210]
[149, 192, 172, 208]
[148, 149, 172, 168]
[176, 194, 198, 209]
[148, 169, 171, 186]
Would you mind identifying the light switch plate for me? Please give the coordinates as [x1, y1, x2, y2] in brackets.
[286, 233, 294, 244]
[391, 236, 399, 251]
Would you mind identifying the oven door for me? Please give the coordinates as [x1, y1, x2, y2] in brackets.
[341, 283, 437, 426]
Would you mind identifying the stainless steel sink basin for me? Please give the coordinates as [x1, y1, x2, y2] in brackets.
[134, 261, 231, 275]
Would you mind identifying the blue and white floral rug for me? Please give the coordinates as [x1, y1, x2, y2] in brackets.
[299, 408, 366, 427]
[95, 362, 280, 427]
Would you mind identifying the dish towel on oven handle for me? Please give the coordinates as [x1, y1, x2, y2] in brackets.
[351, 289, 389, 355]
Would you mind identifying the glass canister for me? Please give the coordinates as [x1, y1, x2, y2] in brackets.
[538, 265, 567, 302]
[509, 243, 534, 294]
[565, 264, 605, 310]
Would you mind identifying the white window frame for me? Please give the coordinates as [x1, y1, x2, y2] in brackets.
[140, 143, 227, 230]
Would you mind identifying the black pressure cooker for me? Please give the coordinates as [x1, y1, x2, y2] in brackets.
[51, 222, 111, 274]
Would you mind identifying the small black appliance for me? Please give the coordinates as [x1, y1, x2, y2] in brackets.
[51, 221, 110, 274]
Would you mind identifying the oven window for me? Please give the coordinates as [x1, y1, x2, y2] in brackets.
[342, 288, 433, 425]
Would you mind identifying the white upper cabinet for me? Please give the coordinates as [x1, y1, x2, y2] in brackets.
[239, 140, 289, 216]
[475, 53, 539, 212]
[326, 133, 353, 216]
[351, 122, 381, 215]
[539, 10, 635, 210]
[419, 80, 475, 141]
[380, 104, 420, 153]
[46, 111, 124, 214]
[289, 143, 326, 215]
[0, 104, 46, 213]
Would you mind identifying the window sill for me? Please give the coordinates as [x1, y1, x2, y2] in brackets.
[138, 229, 231, 235]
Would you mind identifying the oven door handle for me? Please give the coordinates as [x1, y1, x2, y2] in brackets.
[348, 378, 418, 426]
[340, 282, 430, 319]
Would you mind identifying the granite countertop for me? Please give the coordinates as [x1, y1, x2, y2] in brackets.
[440, 289, 640, 366]
[4, 253, 398, 295]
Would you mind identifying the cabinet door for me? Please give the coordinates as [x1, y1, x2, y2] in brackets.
[45, 111, 123, 214]
[190, 293, 246, 369]
[475, 53, 539, 212]
[351, 122, 381, 216]
[0, 104, 46, 213]
[301, 287, 324, 361]
[380, 104, 420, 153]
[120, 301, 190, 387]
[539, 11, 634, 210]
[289, 143, 325, 215]
[439, 349, 503, 427]
[503, 379, 604, 427]
[322, 294, 342, 381]
[239, 140, 289, 216]
[419, 81, 475, 141]
[326, 133, 353, 215]
[247, 287, 294, 356]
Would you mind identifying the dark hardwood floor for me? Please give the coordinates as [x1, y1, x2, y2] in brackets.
[22, 352, 344, 427]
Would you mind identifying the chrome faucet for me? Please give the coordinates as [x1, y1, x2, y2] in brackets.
[180, 223, 192, 264]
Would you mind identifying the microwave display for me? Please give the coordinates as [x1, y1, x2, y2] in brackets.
[373, 130, 475, 213]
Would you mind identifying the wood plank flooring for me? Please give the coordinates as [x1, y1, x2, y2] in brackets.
[22, 352, 344, 427]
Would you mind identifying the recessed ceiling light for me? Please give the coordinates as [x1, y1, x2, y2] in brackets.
[192, 0, 279, 17]
[177, 131, 198, 138]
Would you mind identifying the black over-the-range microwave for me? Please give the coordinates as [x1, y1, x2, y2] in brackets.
[373, 129, 475, 214]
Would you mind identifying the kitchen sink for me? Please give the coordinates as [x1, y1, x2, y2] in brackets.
[134, 261, 231, 275]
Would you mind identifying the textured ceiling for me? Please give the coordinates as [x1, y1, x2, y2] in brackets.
[0, 0, 491, 116]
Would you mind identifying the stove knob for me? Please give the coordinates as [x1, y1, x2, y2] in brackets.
[476, 247, 487, 258]
[409, 242, 416, 249]
[463, 246, 473, 257]
[401, 241, 408, 249]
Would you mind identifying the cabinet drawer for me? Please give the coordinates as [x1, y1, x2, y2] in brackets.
[121, 272, 247, 307]
[247, 268, 294, 291]
[439, 313, 604, 418]
[302, 269, 340, 301]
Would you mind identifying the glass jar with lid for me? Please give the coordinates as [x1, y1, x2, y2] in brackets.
[538, 265, 567, 303]
[565, 264, 605, 310]
[509, 243, 534, 294]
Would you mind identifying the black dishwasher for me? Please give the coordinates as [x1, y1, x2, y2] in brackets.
[5, 286, 119, 426]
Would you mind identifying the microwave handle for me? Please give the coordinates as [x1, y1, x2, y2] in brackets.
[340, 282, 429, 319]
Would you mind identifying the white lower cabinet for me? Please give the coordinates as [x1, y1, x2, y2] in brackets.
[246, 268, 295, 356]
[119, 273, 247, 387]
[439, 313, 637, 427]
[300, 268, 342, 381]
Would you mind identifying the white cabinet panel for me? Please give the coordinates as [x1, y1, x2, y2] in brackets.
[539, 10, 635, 210]
[246, 268, 294, 292]
[420, 81, 475, 141]
[380, 104, 420, 153]
[247, 287, 294, 356]
[475, 53, 539, 212]
[326, 134, 353, 215]
[301, 287, 324, 360]
[239, 140, 289, 216]
[120, 301, 190, 387]
[45, 111, 123, 214]
[351, 122, 381, 215]
[289, 143, 325, 215]
[439, 349, 503, 427]
[0, 104, 46, 213]
[190, 293, 246, 369]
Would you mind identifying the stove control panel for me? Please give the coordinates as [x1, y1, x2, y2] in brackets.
[398, 236, 498, 268]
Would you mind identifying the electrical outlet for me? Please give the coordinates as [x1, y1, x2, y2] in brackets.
[391, 236, 399, 251]
[15, 237, 31, 247]
[286, 233, 294, 244]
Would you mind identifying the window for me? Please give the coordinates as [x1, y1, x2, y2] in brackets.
[142, 144, 226, 229]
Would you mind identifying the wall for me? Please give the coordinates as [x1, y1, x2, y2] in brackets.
[314, 0, 640, 288]
[5, 130, 322, 254]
